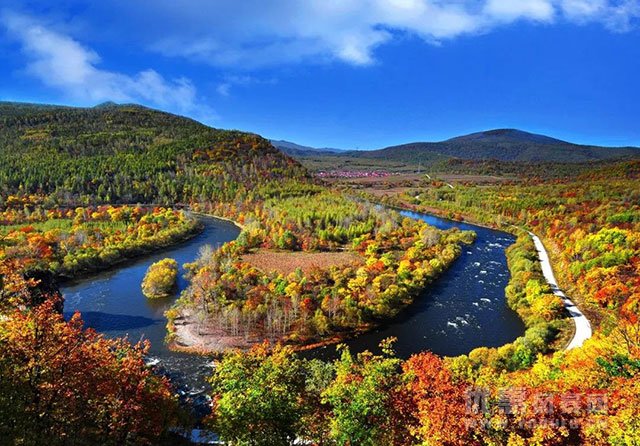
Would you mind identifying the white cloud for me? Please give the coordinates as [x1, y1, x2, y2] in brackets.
[561, 0, 607, 19]
[561, 0, 640, 31]
[77, 0, 637, 68]
[216, 83, 231, 97]
[484, 0, 555, 22]
[215, 75, 277, 97]
[139, 0, 479, 66]
[1, 11, 215, 120]
[373, 1, 482, 40]
[7, 0, 637, 71]
[3, 0, 639, 89]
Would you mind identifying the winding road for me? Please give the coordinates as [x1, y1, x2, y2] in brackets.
[528, 232, 592, 350]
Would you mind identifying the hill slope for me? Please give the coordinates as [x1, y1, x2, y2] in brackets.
[0, 102, 306, 204]
[282, 129, 640, 166]
[270, 139, 347, 157]
[355, 129, 640, 163]
[446, 128, 568, 145]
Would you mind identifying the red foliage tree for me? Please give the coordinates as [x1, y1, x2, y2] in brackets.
[402, 352, 481, 446]
[0, 297, 179, 445]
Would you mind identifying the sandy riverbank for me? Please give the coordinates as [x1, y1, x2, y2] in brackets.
[168, 309, 258, 354]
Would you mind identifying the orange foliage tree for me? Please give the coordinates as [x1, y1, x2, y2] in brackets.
[401, 351, 481, 445]
[0, 298, 179, 445]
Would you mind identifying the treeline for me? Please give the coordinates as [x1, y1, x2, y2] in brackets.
[428, 157, 636, 180]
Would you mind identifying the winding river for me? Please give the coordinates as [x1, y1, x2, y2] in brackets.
[307, 210, 525, 360]
[62, 211, 525, 396]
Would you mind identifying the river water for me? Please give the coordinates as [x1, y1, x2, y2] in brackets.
[62, 211, 525, 398]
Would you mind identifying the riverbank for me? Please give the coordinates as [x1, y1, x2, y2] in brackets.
[168, 308, 255, 354]
[375, 200, 512, 234]
[168, 304, 383, 356]
[56, 217, 204, 283]
[190, 212, 245, 231]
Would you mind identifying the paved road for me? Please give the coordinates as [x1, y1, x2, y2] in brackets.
[529, 232, 592, 350]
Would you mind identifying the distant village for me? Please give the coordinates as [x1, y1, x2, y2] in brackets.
[315, 170, 392, 178]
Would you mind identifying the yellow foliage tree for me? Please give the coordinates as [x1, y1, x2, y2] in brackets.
[141, 258, 179, 298]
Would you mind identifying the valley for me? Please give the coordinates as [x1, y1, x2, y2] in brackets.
[2, 2, 639, 443]
[1, 102, 639, 445]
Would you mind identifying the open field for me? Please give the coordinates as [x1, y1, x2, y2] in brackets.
[324, 172, 515, 186]
[296, 155, 419, 173]
[242, 249, 363, 275]
[325, 172, 516, 203]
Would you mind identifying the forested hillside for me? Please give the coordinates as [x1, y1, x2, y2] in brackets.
[0, 102, 306, 205]
[364, 129, 640, 163]
[271, 139, 346, 157]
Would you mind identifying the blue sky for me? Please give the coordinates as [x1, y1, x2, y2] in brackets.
[1, 0, 639, 149]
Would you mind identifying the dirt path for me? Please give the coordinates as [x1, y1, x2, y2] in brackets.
[529, 232, 592, 350]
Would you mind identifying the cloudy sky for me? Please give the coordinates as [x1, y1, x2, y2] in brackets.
[1, 0, 639, 148]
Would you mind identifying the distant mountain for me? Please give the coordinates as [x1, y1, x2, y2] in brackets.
[283, 129, 640, 164]
[446, 129, 569, 145]
[271, 140, 347, 157]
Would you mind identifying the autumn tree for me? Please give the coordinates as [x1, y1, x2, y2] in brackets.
[0, 258, 39, 312]
[0, 298, 179, 445]
[207, 342, 307, 446]
[142, 258, 179, 298]
[402, 351, 480, 445]
[321, 339, 409, 446]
